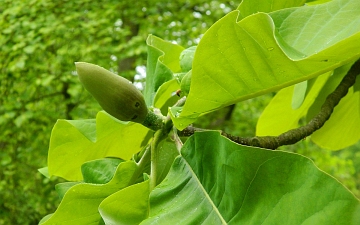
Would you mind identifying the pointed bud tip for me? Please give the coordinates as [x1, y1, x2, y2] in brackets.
[74, 62, 84, 66]
[74, 62, 99, 78]
[74, 62, 89, 68]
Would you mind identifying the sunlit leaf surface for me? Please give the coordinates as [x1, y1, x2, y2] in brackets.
[174, 0, 360, 129]
[48, 111, 151, 180]
[40, 161, 140, 224]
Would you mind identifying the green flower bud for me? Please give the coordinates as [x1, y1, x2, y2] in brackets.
[180, 70, 192, 96]
[75, 62, 148, 123]
[179, 46, 197, 72]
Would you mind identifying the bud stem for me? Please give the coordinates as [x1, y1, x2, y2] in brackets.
[142, 110, 165, 131]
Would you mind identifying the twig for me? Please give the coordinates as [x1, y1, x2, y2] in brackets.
[174, 96, 187, 107]
[149, 115, 174, 190]
[150, 129, 163, 190]
[179, 59, 360, 150]
[172, 126, 183, 153]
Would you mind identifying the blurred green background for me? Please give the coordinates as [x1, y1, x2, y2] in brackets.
[0, 1, 358, 224]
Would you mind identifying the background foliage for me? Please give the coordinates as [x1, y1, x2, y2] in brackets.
[1, 0, 359, 224]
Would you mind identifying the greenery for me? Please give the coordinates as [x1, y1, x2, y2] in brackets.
[0, 1, 234, 224]
[1, 0, 360, 224]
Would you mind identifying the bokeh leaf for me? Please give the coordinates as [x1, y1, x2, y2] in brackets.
[143, 131, 360, 224]
[173, 0, 360, 129]
[48, 111, 151, 180]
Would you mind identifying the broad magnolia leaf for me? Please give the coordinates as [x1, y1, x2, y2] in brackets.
[48, 111, 151, 180]
[142, 131, 360, 224]
[99, 180, 150, 225]
[256, 72, 330, 136]
[144, 35, 184, 106]
[237, 0, 305, 18]
[306, 62, 355, 120]
[55, 182, 80, 201]
[257, 62, 360, 150]
[311, 85, 360, 150]
[291, 80, 308, 109]
[292, 74, 327, 109]
[153, 138, 179, 185]
[81, 158, 124, 184]
[173, 0, 360, 130]
[40, 161, 140, 224]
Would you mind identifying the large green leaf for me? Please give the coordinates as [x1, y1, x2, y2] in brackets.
[143, 131, 360, 224]
[237, 0, 305, 18]
[311, 84, 360, 150]
[144, 35, 184, 106]
[81, 158, 124, 184]
[306, 62, 360, 150]
[256, 72, 330, 136]
[40, 161, 140, 224]
[306, 63, 353, 121]
[292, 80, 309, 109]
[99, 180, 150, 225]
[153, 138, 179, 185]
[48, 111, 151, 180]
[173, 0, 360, 130]
[55, 182, 80, 201]
[257, 62, 360, 150]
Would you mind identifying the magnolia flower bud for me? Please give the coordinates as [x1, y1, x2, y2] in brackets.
[179, 46, 196, 72]
[75, 62, 148, 123]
